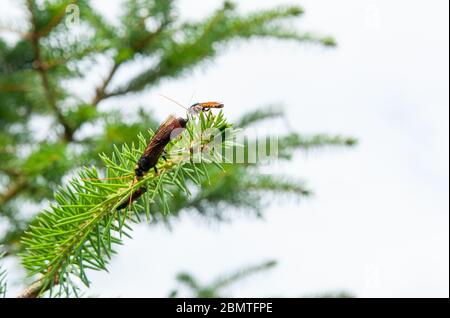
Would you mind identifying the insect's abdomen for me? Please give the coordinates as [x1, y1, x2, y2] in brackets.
[117, 186, 147, 210]
[135, 143, 166, 177]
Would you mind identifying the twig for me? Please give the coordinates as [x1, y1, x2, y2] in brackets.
[17, 276, 58, 298]
[91, 63, 121, 107]
[0, 177, 27, 205]
[0, 167, 21, 176]
[27, 0, 75, 142]
[17, 279, 45, 298]
[92, 25, 166, 105]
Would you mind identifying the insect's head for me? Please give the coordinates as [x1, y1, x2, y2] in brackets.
[178, 117, 188, 128]
[158, 94, 224, 116]
[188, 102, 224, 115]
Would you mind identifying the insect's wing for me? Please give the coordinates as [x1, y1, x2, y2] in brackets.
[153, 115, 176, 140]
[142, 115, 178, 156]
[188, 105, 203, 115]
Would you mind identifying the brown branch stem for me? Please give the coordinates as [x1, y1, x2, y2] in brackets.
[92, 25, 166, 105]
[0, 177, 28, 205]
[27, 0, 74, 142]
[16, 278, 56, 298]
[17, 279, 44, 298]
[91, 62, 121, 107]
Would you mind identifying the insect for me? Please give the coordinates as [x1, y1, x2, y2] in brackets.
[188, 102, 225, 115]
[160, 94, 224, 116]
[116, 96, 224, 210]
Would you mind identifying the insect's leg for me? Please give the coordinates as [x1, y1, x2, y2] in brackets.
[154, 166, 158, 175]
[127, 178, 137, 216]
[162, 150, 168, 161]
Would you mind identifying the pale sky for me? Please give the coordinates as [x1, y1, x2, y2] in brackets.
[1, 0, 449, 297]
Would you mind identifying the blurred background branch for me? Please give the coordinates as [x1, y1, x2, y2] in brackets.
[169, 260, 354, 298]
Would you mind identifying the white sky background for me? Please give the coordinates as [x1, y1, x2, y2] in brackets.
[1, 0, 449, 297]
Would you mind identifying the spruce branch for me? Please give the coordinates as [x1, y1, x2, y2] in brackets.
[20, 111, 235, 297]
[278, 133, 358, 160]
[245, 175, 311, 197]
[236, 106, 285, 128]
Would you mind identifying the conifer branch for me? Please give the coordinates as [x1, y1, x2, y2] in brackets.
[20, 112, 235, 297]
[236, 106, 285, 128]
[105, 2, 335, 98]
[278, 133, 357, 159]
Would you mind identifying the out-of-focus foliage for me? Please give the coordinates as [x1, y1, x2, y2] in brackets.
[308, 291, 355, 298]
[169, 260, 355, 298]
[169, 260, 278, 298]
[0, 247, 6, 297]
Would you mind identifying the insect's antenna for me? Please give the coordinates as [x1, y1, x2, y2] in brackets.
[159, 94, 188, 111]
[188, 90, 196, 106]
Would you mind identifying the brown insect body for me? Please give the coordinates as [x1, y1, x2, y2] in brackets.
[135, 115, 188, 178]
[117, 115, 186, 211]
[188, 102, 224, 115]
